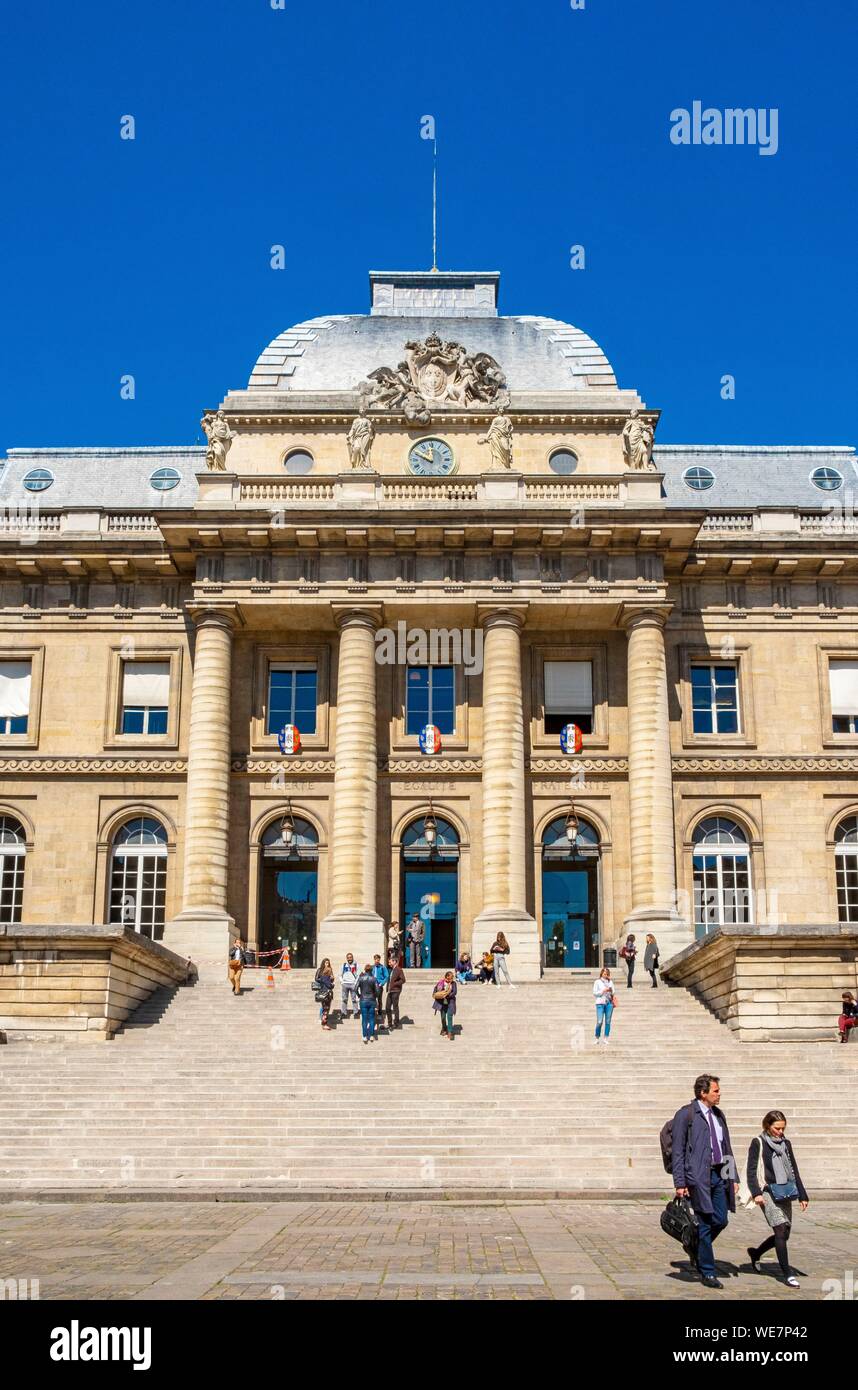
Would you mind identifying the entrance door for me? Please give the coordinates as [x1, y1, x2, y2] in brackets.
[403, 865, 458, 969]
[541, 864, 598, 968]
[260, 862, 317, 968]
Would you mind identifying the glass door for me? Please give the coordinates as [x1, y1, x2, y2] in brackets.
[402, 865, 458, 969]
[541, 863, 598, 968]
[260, 863, 318, 968]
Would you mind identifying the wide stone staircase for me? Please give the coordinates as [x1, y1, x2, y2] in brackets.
[1, 970, 855, 1196]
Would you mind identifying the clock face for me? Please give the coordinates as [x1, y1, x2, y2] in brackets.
[407, 437, 455, 476]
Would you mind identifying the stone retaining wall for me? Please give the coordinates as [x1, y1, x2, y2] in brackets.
[0, 926, 191, 1040]
[661, 924, 858, 1042]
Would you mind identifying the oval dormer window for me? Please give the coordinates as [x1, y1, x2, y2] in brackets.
[810, 466, 843, 492]
[150, 468, 181, 491]
[682, 466, 715, 491]
[22, 469, 54, 492]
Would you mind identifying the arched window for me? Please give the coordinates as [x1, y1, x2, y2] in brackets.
[542, 815, 600, 859]
[402, 815, 460, 862]
[109, 816, 168, 940]
[834, 816, 858, 924]
[0, 814, 26, 924]
[261, 816, 319, 859]
[692, 816, 752, 934]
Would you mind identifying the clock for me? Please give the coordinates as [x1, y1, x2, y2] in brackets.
[407, 437, 456, 476]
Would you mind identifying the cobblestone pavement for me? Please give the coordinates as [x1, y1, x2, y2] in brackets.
[1, 1200, 856, 1301]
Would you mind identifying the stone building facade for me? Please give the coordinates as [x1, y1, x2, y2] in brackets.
[1, 269, 856, 982]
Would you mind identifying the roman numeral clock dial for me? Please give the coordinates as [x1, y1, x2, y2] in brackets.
[407, 437, 455, 475]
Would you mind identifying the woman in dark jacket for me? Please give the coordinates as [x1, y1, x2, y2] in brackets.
[313, 958, 335, 1031]
[432, 970, 457, 1039]
[620, 934, 637, 987]
[644, 934, 659, 988]
[746, 1110, 809, 1288]
[386, 959, 406, 1030]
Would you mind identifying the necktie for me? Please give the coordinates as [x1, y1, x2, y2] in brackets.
[707, 1109, 723, 1164]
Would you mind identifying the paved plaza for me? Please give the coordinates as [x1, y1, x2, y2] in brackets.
[2, 1199, 856, 1302]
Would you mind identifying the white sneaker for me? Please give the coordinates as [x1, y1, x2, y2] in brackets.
[363, 1038, 368, 1045]
[785, 1275, 800, 1288]
[603, 1039, 610, 1046]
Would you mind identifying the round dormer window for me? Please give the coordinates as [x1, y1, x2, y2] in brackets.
[810, 466, 843, 492]
[284, 449, 314, 475]
[682, 466, 715, 491]
[150, 468, 181, 491]
[22, 469, 54, 492]
[548, 449, 578, 475]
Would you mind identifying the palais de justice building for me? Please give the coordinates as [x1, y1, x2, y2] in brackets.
[1, 269, 857, 981]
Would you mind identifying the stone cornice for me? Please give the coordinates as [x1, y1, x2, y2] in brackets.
[0, 756, 188, 774]
[528, 757, 629, 774]
[380, 757, 483, 774]
[231, 757, 336, 775]
[672, 755, 858, 774]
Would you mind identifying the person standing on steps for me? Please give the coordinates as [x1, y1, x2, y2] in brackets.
[745, 1110, 809, 1289]
[371, 953, 390, 1032]
[838, 990, 857, 1043]
[433, 969, 457, 1039]
[644, 934, 660, 989]
[491, 932, 515, 988]
[228, 937, 245, 996]
[356, 962, 380, 1045]
[386, 956, 406, 1030]
[340, 953, 359, 1019]
[314, 958, 335, 1031]
[620, 933, 637, 987]
[407, 912, 425, 969]
[671, 1074, 739, 1290]
[387, 920, 402, 964]
[593, 966, 616, 1045]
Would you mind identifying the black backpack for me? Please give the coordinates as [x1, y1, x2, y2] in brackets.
[659, 1103, 695, 1174]
[660, 1196, 699, 1254]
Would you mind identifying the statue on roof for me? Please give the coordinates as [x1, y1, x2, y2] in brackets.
[346, 410, 376, 470]
[622, 409, 656, 472]
[359, 335, 507, 414]
[478, 398, 514, 471]
[201, 410, 236, 472]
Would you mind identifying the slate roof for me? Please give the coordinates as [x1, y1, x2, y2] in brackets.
[0, 448, 203, 509]
[657, 445, 858, 510]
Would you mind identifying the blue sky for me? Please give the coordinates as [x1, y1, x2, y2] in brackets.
[1, 0, 855, 449]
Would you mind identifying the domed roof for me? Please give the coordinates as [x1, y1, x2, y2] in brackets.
[246, 271, 617, 395]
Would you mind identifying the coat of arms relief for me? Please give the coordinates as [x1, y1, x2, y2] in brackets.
[358, 333, 508, 423]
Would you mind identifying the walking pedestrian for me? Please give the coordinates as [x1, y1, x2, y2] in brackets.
[745, 1111, 809, 1289]
[838, 990, 857, 1044]
[340, 952, 359, 1018]
[671, 1074, 739, 1289]
[406, 912, 425, 968]
[432, 969, 457, 1039]
[314, 958, 335, 1031]
[386, 957, 406, 1029]
[356, 963, 379, 1045]
[593, 966, 616, 1045]
[620, 933, 637, 988]
[644, 933, 660, 989]
[228, 937, 245, 996]
[371, 954, 389, 1030]
[491, 932, 515, 988]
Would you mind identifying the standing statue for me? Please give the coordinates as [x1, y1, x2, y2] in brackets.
[347, 411, 376, 470]
[201, 410, 236, 472]
[478, 402, 514, 471]
[622, 409, 655, 471]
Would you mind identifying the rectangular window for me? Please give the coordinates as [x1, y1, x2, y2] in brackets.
[690, 664, 739, 735]
[267, 666, 318, 735]
[121, 661, 170, 736]
[406, 666, 455, 736]
[0, 660, 31, 735]
[830, 660, 858, 735]
[543, 660, 593, 736]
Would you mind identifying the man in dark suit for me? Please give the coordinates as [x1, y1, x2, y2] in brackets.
[672, 1074, 739, 1289]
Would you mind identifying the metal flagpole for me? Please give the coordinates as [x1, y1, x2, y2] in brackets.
[432, 137, 438, 271]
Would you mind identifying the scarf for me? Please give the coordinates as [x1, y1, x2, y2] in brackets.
[762, 1132, 795, 1186]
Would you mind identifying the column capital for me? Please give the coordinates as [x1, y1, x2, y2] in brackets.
[618, 603, 672, 634]
[331, 603, 384, 633]
[476, 602, 529, 633]
[186, 602, 244, 632]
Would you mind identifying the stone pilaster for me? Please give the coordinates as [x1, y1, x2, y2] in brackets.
[163, 605, 239, 970]
[317, 606, 385, 965]
[472, 605, 540, 979]
[621, 606, 688, 961]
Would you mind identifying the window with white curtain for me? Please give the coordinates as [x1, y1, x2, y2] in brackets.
[121, 661, 170, 735]
[0, 661, 31, 735]
[830, 660, 858, 735]
[543, 660, 593, 735]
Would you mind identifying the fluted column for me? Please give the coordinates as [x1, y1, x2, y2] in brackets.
[164, 605, 239, 968]
[472, 605, 539, 979]
[622, 607, 687, 960]
[317, 606, 384, 962]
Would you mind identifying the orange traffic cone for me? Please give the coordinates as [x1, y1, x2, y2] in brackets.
[280, 947, 291, 971]
[266, 967, 275, 989]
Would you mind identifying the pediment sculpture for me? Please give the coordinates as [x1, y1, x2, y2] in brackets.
[358, 334, 507, 422]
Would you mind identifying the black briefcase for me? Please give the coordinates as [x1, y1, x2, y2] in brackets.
[660, 1196, 700, 1254]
